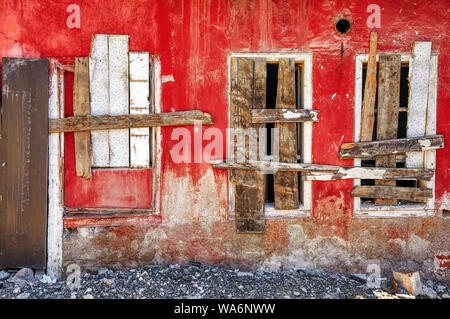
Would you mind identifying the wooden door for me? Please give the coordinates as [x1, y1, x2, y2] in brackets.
[0, 58, 49, 269]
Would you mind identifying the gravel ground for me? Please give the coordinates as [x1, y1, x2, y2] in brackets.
[0, 264, 448, 299]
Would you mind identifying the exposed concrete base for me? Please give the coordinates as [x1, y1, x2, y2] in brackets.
[62, 217, 450, 285]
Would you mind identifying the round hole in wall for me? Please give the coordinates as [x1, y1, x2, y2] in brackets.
[335, 18, 351, 34]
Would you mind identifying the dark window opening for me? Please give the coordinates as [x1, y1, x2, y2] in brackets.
[264, 62, 303, 206]
[361, 62, 416, 205]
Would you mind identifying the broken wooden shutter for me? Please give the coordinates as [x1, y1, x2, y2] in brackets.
[230, 57, 265, 233]
[273, 58, 299, 210]
[0, 58, 48, 269]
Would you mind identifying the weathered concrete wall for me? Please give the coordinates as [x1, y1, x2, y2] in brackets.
[1, 0, 449, 281]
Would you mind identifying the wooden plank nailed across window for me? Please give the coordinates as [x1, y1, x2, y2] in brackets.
[360, 32, 378, 142]
[230, 57, 265, 233]
[339, 135, 444, 159]
[73, 57, 92, 179]
[351, 186, 432, 203]
[211, 160, 434, 181]
[49, 111, 213, 133]
[375, 54, 401, 205]
[252, 108, 319, 123]
[273, 58, 299, 210]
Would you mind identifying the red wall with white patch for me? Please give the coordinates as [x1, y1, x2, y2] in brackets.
[1, 0, 449, 279]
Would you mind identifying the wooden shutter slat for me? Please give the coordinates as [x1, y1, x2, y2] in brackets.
[73, 57, 92, 179]
[375, 54, 401, 205]
[230, 57, 265, 233]
[273, 58, 299, 210]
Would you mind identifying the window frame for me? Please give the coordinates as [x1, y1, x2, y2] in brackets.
[227, 52, 313, 219]
[353, 53, 438, 218]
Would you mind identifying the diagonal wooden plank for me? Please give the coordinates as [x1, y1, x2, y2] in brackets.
[230, 57, 265, 233]
[360, 31, 378, 142]
[375, 54, 401, 205]
[73, 57, 92, 179]
[273, 58, 298, 210]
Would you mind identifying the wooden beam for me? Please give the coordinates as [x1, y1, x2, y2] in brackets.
[73, 57, 92, 179]
[63, 212, 161, 228]
[375, 54, 401, 205]
[351, 185, 432, 203]
[252, 108, 319, 123]
[211, 160, 434, 181]
[339, 135, 444, 159]
[360, 31, 378, 142]
[49, 110, 213, 133]
[274, 58, 299, 210]
[229, 57, 265, 233]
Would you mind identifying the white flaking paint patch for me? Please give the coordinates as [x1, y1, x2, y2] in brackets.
[162, 74, 175, 83]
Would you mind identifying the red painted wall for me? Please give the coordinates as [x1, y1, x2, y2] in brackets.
[1, 0, 449, 273]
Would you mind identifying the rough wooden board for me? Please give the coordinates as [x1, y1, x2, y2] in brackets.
[230, 57, 265, 233]
[406, 41, 432, 169]
[73, 57, 92, 179]
[274, 58, 298, 210]
[0, 58, 48, 269]
[89, 34, 110, 167]
[339, 135, 444, 159]
[108, 35, 130, 167]
[49, 111, 213, 133]
[130, 52, 150, 168]
[252, 108, 319, 123]
[351, 185, 432, 203]
[375, 54, 401, 205]
[360, 31, 378, 142]
[211, 160, 434, 181]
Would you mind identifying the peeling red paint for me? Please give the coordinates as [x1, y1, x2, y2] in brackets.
[1, 0, 449, 278]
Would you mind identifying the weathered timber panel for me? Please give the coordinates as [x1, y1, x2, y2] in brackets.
[0, 58, 48, 269]
[73, 57, 92, 179]
[230, 57, 265, 233]
[339, 135, 444, 159]
[375, 54, 401, 205]
[252, 108, 319, 123]
[351, 186, 432, 203]
[273, 58, 299, 210]
[360, 32, 378, 142]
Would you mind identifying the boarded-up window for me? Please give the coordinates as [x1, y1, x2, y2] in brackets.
[228, 54, 314, 231]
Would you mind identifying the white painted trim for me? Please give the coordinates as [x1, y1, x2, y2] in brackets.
[47, 61, 65, 278]
[152, 56, 162, 214]
[353, 53, 438, 218]
[227, 52, 313, 218]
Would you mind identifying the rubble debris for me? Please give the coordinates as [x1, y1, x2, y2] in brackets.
[393, 271, 422, 295]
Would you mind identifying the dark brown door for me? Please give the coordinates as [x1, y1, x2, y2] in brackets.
[0, 58, 49, 269]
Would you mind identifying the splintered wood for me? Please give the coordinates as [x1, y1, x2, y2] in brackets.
[273, 58, 299, 210]
[230, 57, 265, 233]
[73, 57, 92, 179]
[374, 54, 401, 205]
